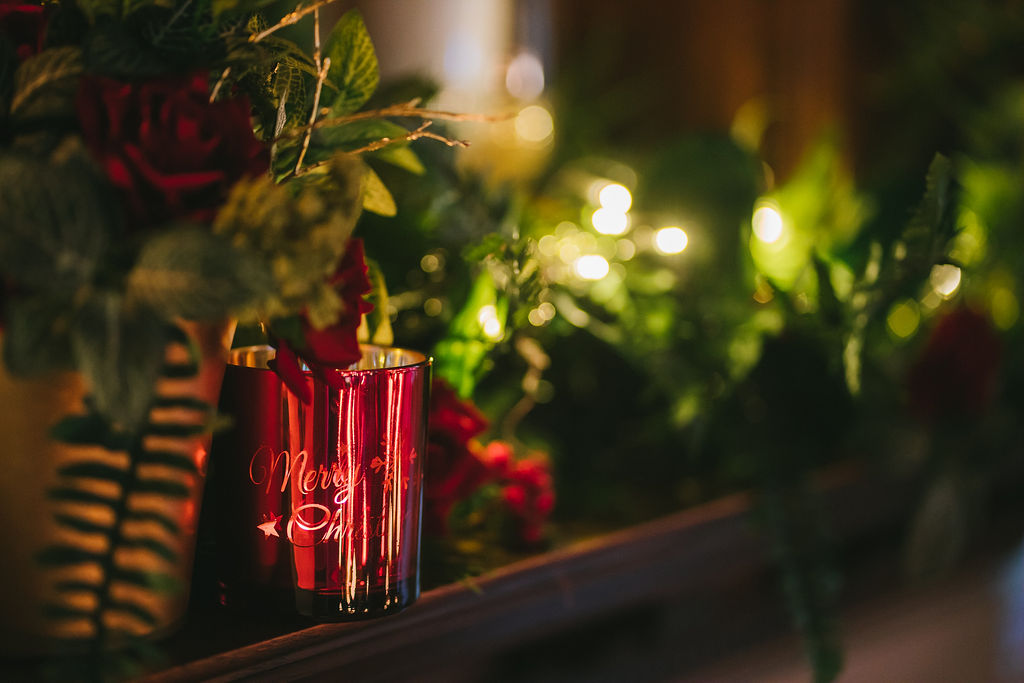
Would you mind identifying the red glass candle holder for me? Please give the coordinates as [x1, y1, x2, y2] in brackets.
[212, 345, 430, 621]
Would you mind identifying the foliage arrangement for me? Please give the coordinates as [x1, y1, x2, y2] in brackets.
[358, 4, 1024, 680]
[0, 0, 494, 676]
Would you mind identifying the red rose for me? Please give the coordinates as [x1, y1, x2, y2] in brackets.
[908, 306, 1002, 423]
[0, 3, 46, 61]
[501, 454, 555, 546]
[422, 379, 491, 534]
[76, 72, 268, 230]
[272, 239, 374, 403]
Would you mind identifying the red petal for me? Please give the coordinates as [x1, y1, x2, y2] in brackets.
[270, 340, 312, 404]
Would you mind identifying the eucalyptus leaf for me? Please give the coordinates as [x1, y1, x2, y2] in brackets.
[0, 145, 112, 293]
[10, 46, 83, 119]
[322, 9, 379, 115]
[70, 293, 167, 429]
[126, 226, 274, 320]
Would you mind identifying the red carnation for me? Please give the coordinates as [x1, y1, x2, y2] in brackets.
[0, 3, 46, 61]
[76, 72, 268, 230]
[908, 306, 1002, 423]
[272, 239, 374, 403]
[422, 379, 491, 534]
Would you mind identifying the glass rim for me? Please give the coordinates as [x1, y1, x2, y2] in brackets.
[227, 344, 431, 374]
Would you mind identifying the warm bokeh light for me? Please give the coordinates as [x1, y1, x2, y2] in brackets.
[616, 238, 637, 260]
[477, 304, 503, 339]
[752, 204, 784, 244]
[424, 298, 443, 316]
[420, 254, 441, 273]
[598, 183, 632, 213]
[592, 207, 629, 235]
[887, 300, 921, 339]
[929, 263, 962, 299]
[505, 52, 545, 100]
[515, 105, 554, 143]
[654, 227, 689, 254]
[575, 254, 610, 280]
[528, 302, 557, 327]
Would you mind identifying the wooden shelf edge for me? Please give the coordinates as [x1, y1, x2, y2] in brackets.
[144, 464, 906, 682]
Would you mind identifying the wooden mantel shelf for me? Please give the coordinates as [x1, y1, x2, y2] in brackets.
[144, 466, 912, 682]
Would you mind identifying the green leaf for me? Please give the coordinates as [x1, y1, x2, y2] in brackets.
[322, 9, 379, 114]
[160, 362, 200, 378]
[42, 602, 95, 621]
[124, 510, 180, 535]
[0, 144, 112, 293]
[127, 226, 274, 321]
[37, 544, 105, 566]
[290, 119, 422, 172]
[71, 293, 167, 429]
[112, 568, 182, 593]
[362, 166, 397, 216]
[48, 486, 119, 508]
[2, 297, 76, 377]
[10, 46, 83, 118]
[152, 396, 210, 412]
[132, 478, 191, 498]
[51, 413, 133, 451]
[57, 462, 128, 483]
[54, 513, 112, 536]
[357, 258, 393, 346]
[137, 450, 198, 473]
[144, 422, 207, 439]
[108, 598, 159, 626]
[76, 0, 120, 22]
[462, 233, 506, 263]
[370, 143, 425, 175]
[119, 537, 178, 563]
[54, 580, 100, 594]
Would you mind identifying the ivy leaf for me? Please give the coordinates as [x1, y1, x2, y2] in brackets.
[322, 9, 379, 115]
[126, 226, 274, 320]
[10, 46, 83, 119]
[70, 293, 167, 429]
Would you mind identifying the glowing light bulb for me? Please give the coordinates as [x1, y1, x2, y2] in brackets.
[574, 254, 610, 280]
[592, 208, 629, 235]
[752, 204, 784, 244]
[598, 183, 632, 213]
[929, 264, 962, 299]
[654, 226, 688, 254]
[515, 105, 553, 143]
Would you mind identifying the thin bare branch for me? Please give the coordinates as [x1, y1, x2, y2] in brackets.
[346, 120, 470, 155]
[295, 56, 332, 174]
[293, 121, 469, 178]
[250, 0, 338, 43]
[276, 101, 507, 142]
[209, 66, 232, 103]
